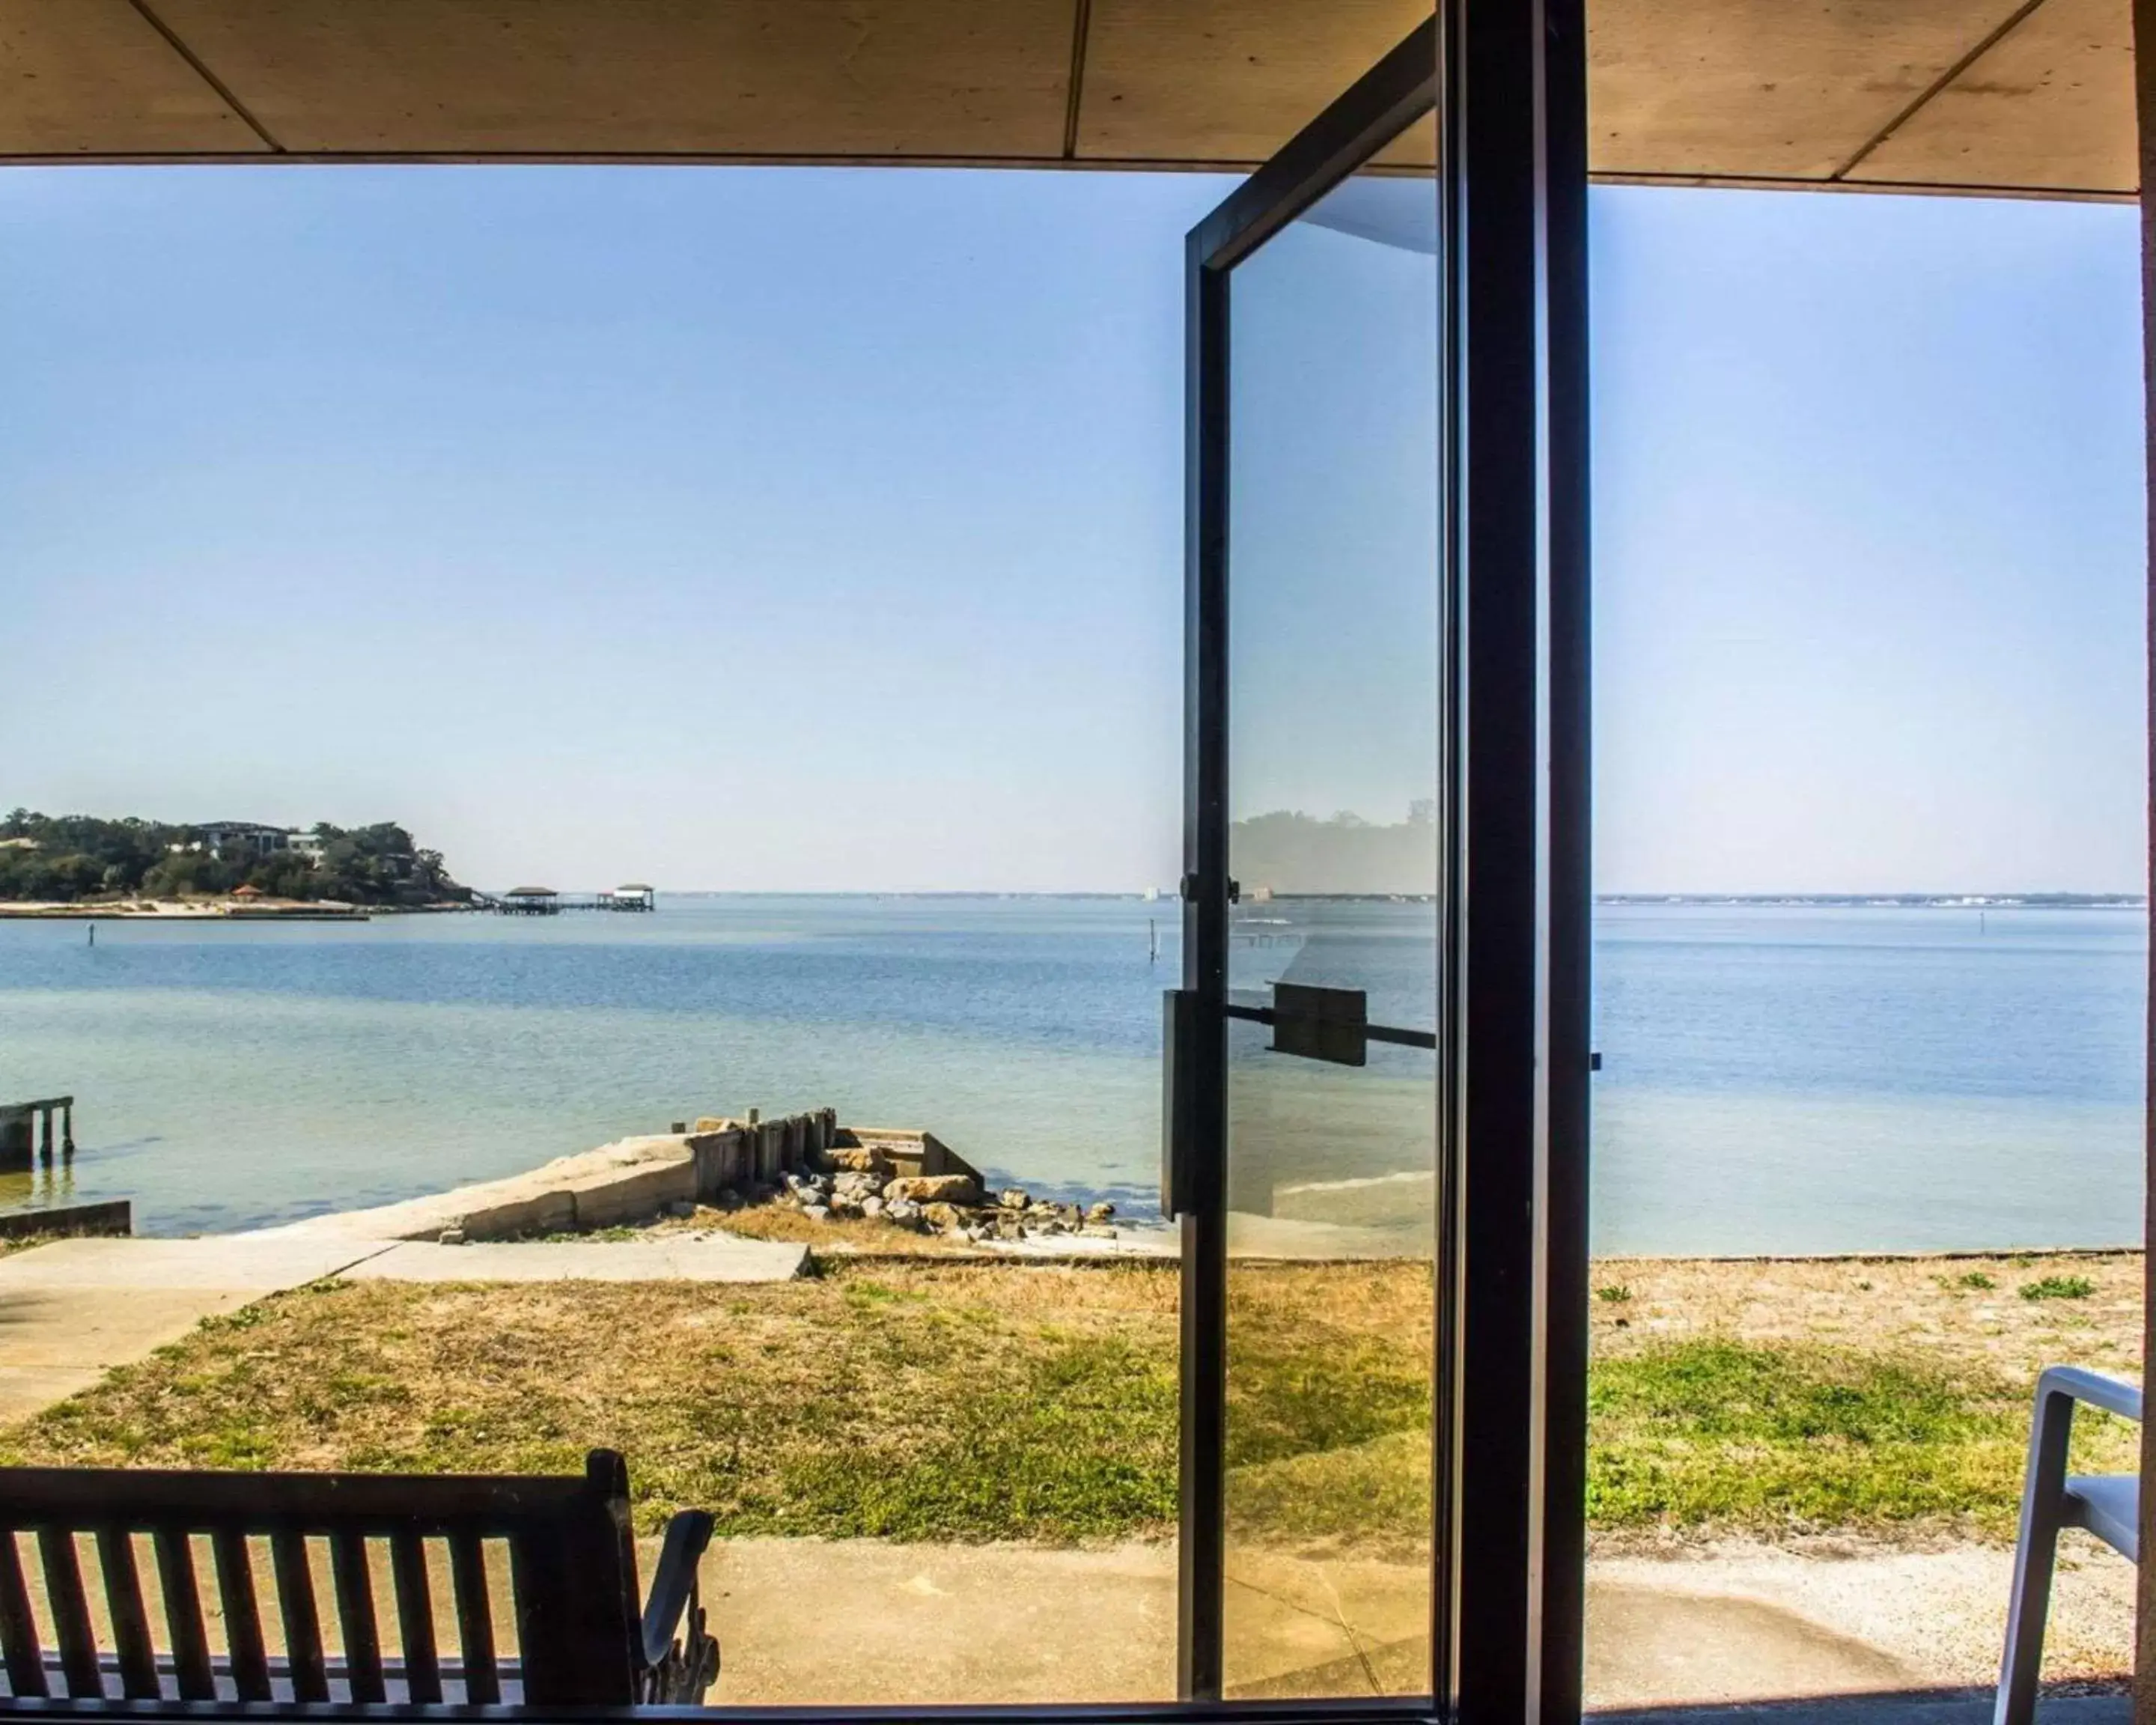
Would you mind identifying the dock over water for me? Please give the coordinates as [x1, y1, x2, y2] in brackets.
[481, 885, 656, 915]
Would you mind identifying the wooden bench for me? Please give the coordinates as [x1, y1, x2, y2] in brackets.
[0, 1450, 717, 1706]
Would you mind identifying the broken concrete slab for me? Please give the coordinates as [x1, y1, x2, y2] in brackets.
[0, 1236, 388, 1292]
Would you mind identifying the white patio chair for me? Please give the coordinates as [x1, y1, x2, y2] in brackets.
[1996, 1366, 2141, 1725]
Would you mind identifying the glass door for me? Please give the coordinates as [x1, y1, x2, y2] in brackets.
[1169, 4, 1589, 1716]
[1220, 150, 1441, 1704]
[1168, 20, 1446, 1708]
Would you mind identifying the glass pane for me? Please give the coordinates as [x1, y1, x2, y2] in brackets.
[1220, 159, 1441, 1700]
[1583, 189, 2146, 1710]
[0, 164, 1205, 1709]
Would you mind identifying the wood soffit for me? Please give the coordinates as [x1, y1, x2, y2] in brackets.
[0, 0, 2134, 197]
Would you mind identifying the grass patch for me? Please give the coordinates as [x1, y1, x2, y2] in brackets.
[1587, 1336, 2135, 1537]
[0, 1256, 2133, 1549]
[2021, 1276, 2095, 1302]
[0, 1263, 1184, 1543]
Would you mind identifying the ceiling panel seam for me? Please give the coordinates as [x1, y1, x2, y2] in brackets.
[1061, 0, 1094, 159]
[1828, 0, 2053, 179]
[1595, 168, 2131, 200]
[124, 0, 283, 153]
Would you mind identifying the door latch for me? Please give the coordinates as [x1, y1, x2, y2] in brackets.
[1270, 982, 1368, 1067]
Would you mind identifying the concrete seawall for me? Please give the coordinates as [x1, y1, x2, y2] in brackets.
[255, 1108, 843, 1244]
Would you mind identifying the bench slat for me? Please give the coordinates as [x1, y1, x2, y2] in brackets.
[94, 1528, 158, 1697]
[0, 1467, 588, 1533]
[329, 1532, 383, 1702]
[210, 1530, 270, 1702]
[389, 1533, 440, 1703]
[448, 1533, 497, 1703]
[150, 1530, 214, 1700]
[270, 1531, 328, 1703]
[508, 1461, 639, 1706]
[0, 1448, 668, 1706]
[37, 1527, 101, 1697]
[0, 1533, 47, 1697]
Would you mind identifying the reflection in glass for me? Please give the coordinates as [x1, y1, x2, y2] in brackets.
[1219, 159, 1440, 1700]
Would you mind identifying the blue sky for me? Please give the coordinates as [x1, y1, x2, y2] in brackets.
[0, 168, 2143, 892]
[1594, 189, 2146, 895]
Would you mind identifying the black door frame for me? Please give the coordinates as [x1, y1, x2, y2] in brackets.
[1172, 0, 1590, 1718]
[0, 4, 1586, 1721]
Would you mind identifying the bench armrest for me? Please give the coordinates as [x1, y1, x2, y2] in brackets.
[2036, 1366, 2143, 1425]
[640, 1509, 714, 1673]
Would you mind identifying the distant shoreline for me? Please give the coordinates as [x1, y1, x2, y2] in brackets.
[0, 897, 473, 921]
[1598, 892, 2144, 909]
[2, 889, 2140, 913]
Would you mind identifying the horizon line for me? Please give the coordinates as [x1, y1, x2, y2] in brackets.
[483, 886, 2149, 903]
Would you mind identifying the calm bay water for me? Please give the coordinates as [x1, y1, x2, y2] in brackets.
[1595, 904, 2146, 1254]
[0, 898, 2142, 1253]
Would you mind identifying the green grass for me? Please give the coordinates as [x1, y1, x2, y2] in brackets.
[2020, 1275, 2096, 1302]
[1586, 1338, 2135, 1536]
[0, 1269, 2128, 1548]
[0, 1269, 1185, 1545]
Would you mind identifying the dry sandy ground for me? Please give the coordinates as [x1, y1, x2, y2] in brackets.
[1588, 1250, 2143, 1382]
[1588, 1531, 2136, 1699]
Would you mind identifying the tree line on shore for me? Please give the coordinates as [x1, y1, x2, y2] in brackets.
[0, 810, 471, 907]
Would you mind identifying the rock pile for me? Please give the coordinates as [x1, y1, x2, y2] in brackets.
[743, 1148, 1118, 1244]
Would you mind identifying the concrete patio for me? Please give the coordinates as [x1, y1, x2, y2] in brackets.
[689, 1535, 2134, 1710]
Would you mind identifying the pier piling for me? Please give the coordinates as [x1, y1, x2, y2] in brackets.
[0, 1098, 74, 1172]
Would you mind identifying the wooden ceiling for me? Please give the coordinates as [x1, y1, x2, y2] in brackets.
[0, 0, 2134, 197]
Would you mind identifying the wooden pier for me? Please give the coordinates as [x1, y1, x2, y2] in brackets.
[484, 885, 657, 915]
[0, 1098, 73, 1171]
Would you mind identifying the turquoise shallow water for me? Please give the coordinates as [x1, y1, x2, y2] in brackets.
[0, 898, 2142, 1252]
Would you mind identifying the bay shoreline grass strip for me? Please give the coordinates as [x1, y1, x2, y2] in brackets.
[0, 1255, 2139, 1547]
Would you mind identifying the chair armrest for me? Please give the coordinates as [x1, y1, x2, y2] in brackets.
[2037, 1366, 2143, 1425]
[639, 1509, 714, 1672]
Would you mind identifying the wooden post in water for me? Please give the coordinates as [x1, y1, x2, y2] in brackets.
[0, 1108, 28, 1172]
[0, 1098, 75, 1172]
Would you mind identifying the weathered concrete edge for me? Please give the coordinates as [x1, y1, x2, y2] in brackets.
[247, 1110, 839, 1245]
[0, 1199, 130, 1241]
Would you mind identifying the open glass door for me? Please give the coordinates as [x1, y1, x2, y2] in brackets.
[1168, 21, 1446, 1707]
[1219, 144, 1442, 1704]
[1167, 4, 1589, 1715]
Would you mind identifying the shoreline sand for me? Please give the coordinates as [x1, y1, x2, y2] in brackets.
[0, 896, 474, 920]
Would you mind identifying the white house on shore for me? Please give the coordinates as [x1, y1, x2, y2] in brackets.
[170, 822, 334, 863]
[188, 821, 296, 861]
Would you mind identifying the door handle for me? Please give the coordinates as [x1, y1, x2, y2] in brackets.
[1222, 985, 1440, 1065]
[1161, 988, 1201, 1217]
[1270, 982, 1368, 1066]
